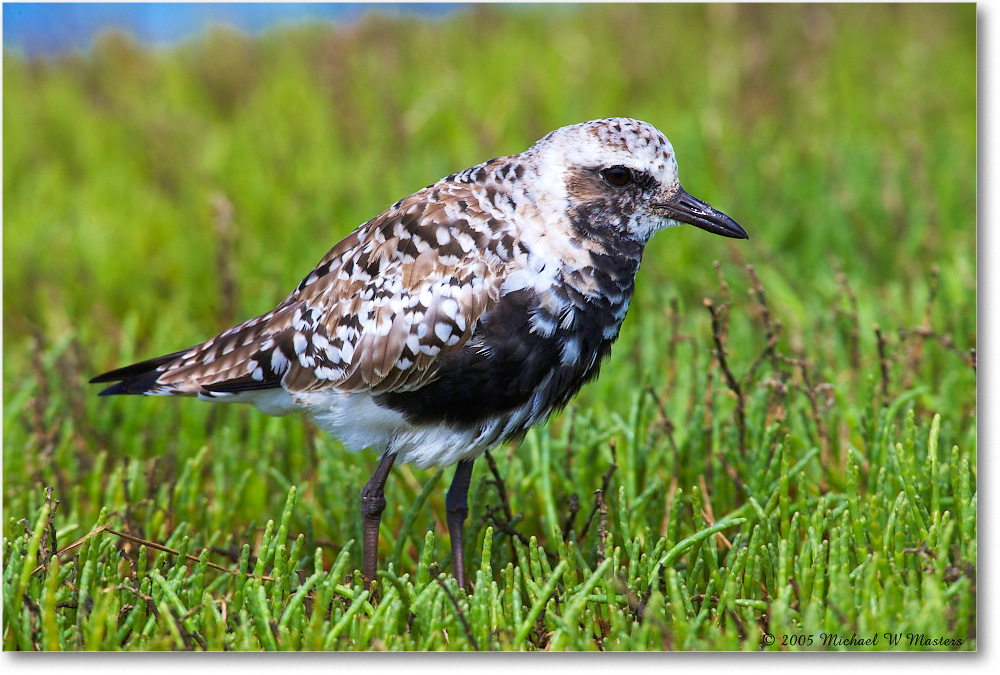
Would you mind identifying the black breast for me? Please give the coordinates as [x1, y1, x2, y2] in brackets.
[375, 248, 641, 432]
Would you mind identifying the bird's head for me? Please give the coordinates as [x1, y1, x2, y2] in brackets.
[528, 118, 748, 243]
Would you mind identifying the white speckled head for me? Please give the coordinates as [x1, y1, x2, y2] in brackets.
[532, 117, 679, 188]
[524, 118, 746, 242]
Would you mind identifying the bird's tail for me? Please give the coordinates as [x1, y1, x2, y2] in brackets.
[90, 349, 193, 396]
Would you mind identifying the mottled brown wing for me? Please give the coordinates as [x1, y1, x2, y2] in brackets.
[133, 183, 506, 397]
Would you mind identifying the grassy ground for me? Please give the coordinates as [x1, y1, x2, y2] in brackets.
[2, 4, 976, 651]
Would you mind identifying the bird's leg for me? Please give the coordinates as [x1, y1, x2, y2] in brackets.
[446, 458, 476, 589]
[360, 451, 397, 583]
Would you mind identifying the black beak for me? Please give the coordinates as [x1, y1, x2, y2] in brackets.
[654, 186, 748, 239]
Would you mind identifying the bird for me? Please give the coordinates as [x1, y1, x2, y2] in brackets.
[91, 117, 747, 589]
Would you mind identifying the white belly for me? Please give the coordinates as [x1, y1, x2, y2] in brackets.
[213, 387, 511, 469]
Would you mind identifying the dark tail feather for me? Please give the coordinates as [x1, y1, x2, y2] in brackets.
[90, 349, 190, 396]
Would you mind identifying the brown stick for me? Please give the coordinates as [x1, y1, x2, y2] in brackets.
[705, 297, 746, 456]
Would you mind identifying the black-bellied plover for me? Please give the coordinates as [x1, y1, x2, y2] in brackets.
[92, 118, 748, 588]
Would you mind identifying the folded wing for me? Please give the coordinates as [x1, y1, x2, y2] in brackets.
[91, 184, 506, 399]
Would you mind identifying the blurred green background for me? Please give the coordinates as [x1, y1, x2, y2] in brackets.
[1, 3, 977, 651]
[4, 3, 975, 350]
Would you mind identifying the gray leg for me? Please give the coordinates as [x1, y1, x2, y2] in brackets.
[360, 452, 396, 582]
[446, 458, 476, 589]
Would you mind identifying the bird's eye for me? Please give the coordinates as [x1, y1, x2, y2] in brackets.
[601, 166, 633, 187]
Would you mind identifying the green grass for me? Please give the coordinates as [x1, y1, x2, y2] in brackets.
[2, 3, 976, 651]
